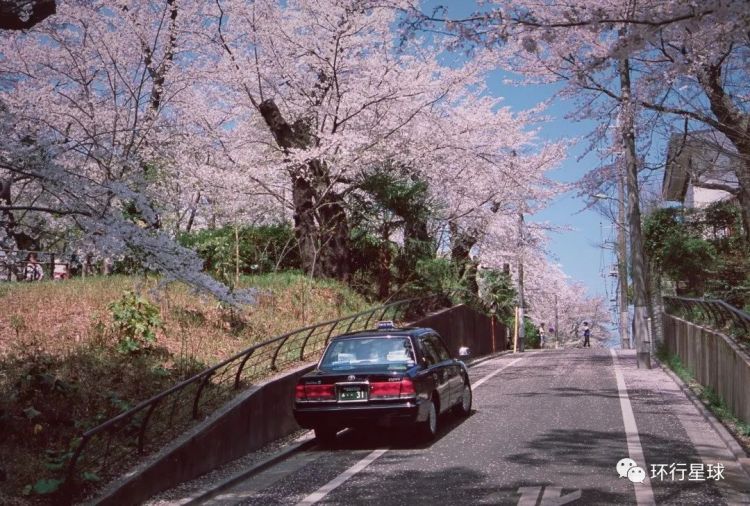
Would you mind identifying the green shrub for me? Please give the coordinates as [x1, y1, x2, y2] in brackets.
[108, 291, 162, 354]
[178, 224, 300, 284]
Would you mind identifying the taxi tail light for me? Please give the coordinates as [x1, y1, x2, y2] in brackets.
[295, 384, 306, 400]
[399, 378, 416, 397]
[370, 378, 415, 399]
[298, 383, 335, 401]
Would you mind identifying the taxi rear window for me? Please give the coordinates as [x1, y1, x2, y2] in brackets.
[320, 337, 416, 371]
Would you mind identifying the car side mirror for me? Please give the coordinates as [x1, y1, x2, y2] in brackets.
[458, 346, 471, 359]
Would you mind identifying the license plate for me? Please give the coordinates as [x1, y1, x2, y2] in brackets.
[338, 385, 367, 401]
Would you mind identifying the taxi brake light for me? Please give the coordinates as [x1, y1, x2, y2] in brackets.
[295, 384, 306, 400]
[399, 378, 416, 397]
[304, 383, 335, 400]
[370, 378, 415, 399]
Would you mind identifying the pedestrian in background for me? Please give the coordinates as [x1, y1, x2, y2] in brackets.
[24, 252, 44, 281]
[538, 323, 546, 348]
[582, 321, 591, 348]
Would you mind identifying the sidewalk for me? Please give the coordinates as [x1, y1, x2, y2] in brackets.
[616, 349, 750, 504]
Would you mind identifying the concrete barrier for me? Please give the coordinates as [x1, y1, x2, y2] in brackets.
[411, 304, 508, 356]
[91, 303, 503, 505]
[663, 314, 750, 424]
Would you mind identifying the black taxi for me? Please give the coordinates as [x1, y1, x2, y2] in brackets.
[293, 322, 472, 444]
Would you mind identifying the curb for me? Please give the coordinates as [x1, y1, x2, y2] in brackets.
[183, 435, 317, 505]
[654, 358, 750, 479]
[465, 349, 514, 368]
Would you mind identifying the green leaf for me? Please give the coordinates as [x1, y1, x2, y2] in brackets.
[32, 478, 63, 495]
[82, 471, 100, 482]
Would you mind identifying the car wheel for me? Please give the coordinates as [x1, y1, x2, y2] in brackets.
[314, 427, 338, 446]
[416, 398, 438, 441]
[453, 383, 472, 416]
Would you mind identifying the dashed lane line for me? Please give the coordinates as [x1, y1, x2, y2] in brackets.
[472, 356, 524, 388]
[295, 449, 387, 505]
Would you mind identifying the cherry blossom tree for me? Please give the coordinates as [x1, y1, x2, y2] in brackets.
[1, 0, 565, 303]
[411, 0, 750, 236]
[0, 0, 257, 302]
[186, 0, 564, 281]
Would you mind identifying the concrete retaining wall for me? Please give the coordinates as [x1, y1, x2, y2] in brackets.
[93, 304, 502, 505]
[412, 304, 508, 356]
[93, 363, 314, 506]
[663, 314, 750, 423]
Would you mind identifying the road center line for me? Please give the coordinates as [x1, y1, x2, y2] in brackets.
[295, 356, 522, 505]
[610, 349, 656, 505]
[473, 356, 523, 389]
[296, 449, 387, 505]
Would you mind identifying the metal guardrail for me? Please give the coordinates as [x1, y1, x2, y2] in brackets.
[60, 294, 444, 502]
[663, 296, 750, 338]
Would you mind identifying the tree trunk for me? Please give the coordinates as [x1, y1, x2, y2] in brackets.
[0, 178, 37, 250]
[378, 223, 391, 299]
[449, 222, 479, 296]
[698, 64, 750, 241]
[734, 161, 750, 240]
[291, 173, 320, 276]
[620, 56, 651, 369]
[0, 0, 55, 30]
[449, 222, 476, 277]
[258, 99, 351, 280]
[307, 159, 351, 281]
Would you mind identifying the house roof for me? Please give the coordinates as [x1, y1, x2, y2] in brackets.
[662, 130, 740, 203]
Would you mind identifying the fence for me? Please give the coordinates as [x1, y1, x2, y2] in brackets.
[0, 248, 72, 281]
[663, 296, 750, 341]
[61, 294, 443, 502]
[662, 297, 750, 424]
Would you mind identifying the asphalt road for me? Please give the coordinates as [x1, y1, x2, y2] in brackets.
[198, 349, 750, 505]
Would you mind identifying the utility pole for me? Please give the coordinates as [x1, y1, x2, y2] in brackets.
[616, 167, 630, 349]
[517, 211, 525, 352]
[554, 293, 559, 348]
[619, 54, 651, 368]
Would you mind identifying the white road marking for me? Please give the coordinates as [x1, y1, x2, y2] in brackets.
[295, 449, 387, 505]
[539, 486, 582, 505]
[295, 356, 523, 505]
[516, 486, 543, 505]
[472, 356, 523, 389]
[517, 485, 582, 506]
[610, 349, 656, 506]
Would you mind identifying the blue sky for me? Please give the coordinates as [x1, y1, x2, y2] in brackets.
[426, 0, 622, 303]
[505, 83, 615, 300]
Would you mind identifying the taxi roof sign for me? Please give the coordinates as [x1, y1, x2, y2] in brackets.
[376, 320, 395, 330]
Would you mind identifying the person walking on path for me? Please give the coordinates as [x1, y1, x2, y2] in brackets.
[582, 321, 591, 348]
[538, 323, 546, 348]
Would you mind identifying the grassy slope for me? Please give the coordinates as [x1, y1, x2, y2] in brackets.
[0, 272, 368, 362]
[0, 272, 369, 503]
